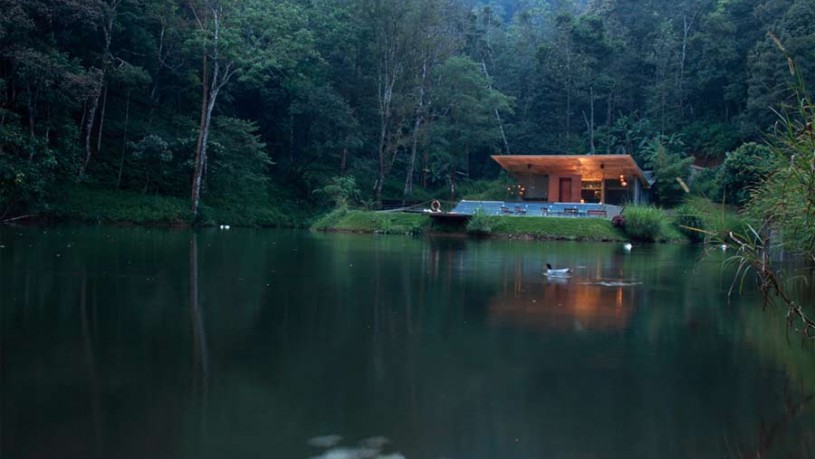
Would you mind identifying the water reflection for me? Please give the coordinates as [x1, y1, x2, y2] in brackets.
[189, 232, 210, 458]
[1, 229, 813, 459]
[489, 263, 639, 332]
[306, 435, 404, 459]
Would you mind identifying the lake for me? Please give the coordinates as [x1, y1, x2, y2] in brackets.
[1, 227, 812, 459]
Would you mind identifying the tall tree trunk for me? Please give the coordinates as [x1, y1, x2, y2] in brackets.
[422, 142, 429, 189]
[79, 76, 102, 179]
[117, 91, 131, 189]
[606, 92, 613, 154]
[404, 115, 422, 199]
[26, 85, 36, 161]
[404, 58, 428, 200]
[375, 54, 397, 206]
[480, 61, 510, 155]
[588, 85, 596, 154]
[289, 111, 294, 162]
[191, 54, 211, 217]
[79, 1, 118, 180]
[375, 120, 387, 205]
[96, 83, 108, 154]
[190, 5, 235, 217]
[565, 43, 571, 147]
[678, 10, 698, 118]
[44, 104, 51, 145]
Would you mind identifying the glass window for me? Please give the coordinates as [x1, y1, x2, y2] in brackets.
[581, 181, 602, 203]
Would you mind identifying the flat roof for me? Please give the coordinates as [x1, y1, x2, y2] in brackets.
[491, 154, 649, 186]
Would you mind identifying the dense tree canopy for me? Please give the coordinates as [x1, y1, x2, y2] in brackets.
[0, 0, 813, 218]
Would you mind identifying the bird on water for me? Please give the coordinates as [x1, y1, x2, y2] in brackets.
[545, 263, 572, 276]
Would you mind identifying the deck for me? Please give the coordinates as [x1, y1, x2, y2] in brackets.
[429, 200, 622, 220]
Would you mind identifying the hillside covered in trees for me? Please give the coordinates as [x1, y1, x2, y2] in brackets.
[1, 0, 813, 223]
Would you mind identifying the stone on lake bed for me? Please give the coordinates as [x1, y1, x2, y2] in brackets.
[360, 436, 390, 449]
[308, 434, 343, 448]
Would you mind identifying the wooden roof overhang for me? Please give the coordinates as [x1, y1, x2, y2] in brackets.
[491, 154, 649, 187]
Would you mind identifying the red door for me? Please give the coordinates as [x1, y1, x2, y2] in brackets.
[559, 178, 572, 202]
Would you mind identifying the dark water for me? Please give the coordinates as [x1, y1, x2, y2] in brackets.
[1, 227, 813, 459]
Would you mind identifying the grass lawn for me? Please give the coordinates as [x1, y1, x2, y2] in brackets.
[311, 209, 432, 234]
[483, 215, 628, 241]
[312, 208, 695, 243]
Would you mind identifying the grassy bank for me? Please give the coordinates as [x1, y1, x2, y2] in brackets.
[48, 186, 309, 227]
[312, 208, 630, 241]
[43, 188, 741, 243]
[468, 214, 628, 241]
[311, 200, 746, 243]
[311, 208, 432, 234]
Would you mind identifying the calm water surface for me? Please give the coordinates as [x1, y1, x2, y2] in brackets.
[0, 227, 812, 459]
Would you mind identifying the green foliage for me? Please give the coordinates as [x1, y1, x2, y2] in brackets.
[310, 207, 349, 231]
[1, 0, 814, 223]
[313, 176, 361, 209]
[718, 142, 776, 205]
[603, 114, 654, 157]
[311, 209, 430, 235]
[680, 121, 741, 160]
[672, 202, 706, 242]
[314, 209, 628, 241]
[427, 55, 514, 187]
[53, 186, 192, 224]
[370, 213, 428, 235]
[0, 147, 58, 217]
[677, 196, 749, 241]
[489, 215, 627, 241]
[466, 210, 493, 236]
[130, 134, 172, 193]
[642, 138, 694, 208]
[458, 177, 513, 201]
[198, 201, 294, 227]
[745, 109, 815, 256]
[689, 165, 722, 201]
[621, 206, 664, 242]
[206, 117, 272, 203]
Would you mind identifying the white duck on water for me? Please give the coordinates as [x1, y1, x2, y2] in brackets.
[545, 263, 572, 277]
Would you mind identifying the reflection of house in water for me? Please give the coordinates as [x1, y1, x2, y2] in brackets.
[489, 274, 637, 331]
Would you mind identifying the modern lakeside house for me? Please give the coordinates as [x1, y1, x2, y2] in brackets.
[437, 154, 651, 219]
[491, 154, 650, 205]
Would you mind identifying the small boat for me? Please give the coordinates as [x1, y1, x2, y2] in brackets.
[545, 263, 572, 277]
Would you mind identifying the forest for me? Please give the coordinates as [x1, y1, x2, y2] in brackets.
[0, 0, 813, 222]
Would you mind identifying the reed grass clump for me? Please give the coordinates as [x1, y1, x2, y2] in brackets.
[621, 206, 664, 241]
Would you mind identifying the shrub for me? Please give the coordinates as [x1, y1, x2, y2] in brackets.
[678, 196, 749, 241]
[466, 210, 493, 236]
[719, 142, 775, 205]
[313, 176, 361, 209]
[673, 203, 706, 242]
[54, 186, 192, 224]
[622, 206, 664, 241]
[689, 165, 722, 201]
[640, 137, 694, 208]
